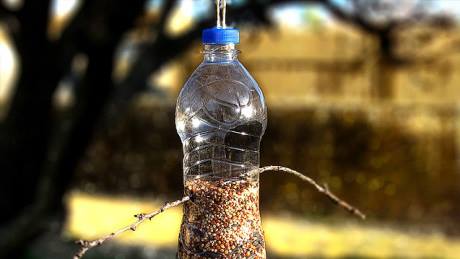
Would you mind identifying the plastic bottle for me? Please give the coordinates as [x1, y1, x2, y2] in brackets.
[175, 27, 267, 258]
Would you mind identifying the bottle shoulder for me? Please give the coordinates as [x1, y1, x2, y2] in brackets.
[176, 60, 267, 132]
[184, 61, 258, 88]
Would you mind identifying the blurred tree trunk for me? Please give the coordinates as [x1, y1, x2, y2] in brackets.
[0, 1, 61, 257]
[0, 0, 146, 257]
[0, 0, 58, 227]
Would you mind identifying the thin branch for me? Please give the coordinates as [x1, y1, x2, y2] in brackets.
[73, 196, 190, 259]
[73, 166, 365, 258]
[244, 166, 366, 220]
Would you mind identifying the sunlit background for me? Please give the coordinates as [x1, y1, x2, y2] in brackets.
[1, 0, 460, 258]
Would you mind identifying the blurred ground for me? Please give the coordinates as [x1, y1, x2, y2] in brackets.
[62, 192, 460, 259]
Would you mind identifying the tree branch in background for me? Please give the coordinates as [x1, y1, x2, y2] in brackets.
[0, 2, 16, 18]
[267, 0, 394, 34]
[321, 0, 385, 34]
[73, 166, 365, 259]
[106, 1, 276, 125]
[156, 0, 177, 38]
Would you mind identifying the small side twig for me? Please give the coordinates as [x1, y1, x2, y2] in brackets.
[73, 165, 365, 258]
[73, 196, 190, 259]
[244, 166, 366, 219]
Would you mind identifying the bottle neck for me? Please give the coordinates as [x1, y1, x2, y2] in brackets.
[203, 44, 238, 63]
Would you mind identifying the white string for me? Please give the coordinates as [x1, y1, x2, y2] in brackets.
[216, 0, 227, 28]
[216, 0, 221, 27]
[222, 0, 226, 28]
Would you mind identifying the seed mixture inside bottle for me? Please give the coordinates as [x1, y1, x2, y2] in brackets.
[178, 178, 266, 258]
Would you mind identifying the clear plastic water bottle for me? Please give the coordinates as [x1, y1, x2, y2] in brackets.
[175, 27, 267, 258]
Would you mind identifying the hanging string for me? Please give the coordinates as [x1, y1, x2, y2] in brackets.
[216, 0, 221, 27]
[216, 0, 227, 28]
[222, 0, 226, 28]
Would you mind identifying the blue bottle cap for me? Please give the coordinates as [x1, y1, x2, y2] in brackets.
[202, 27, 240, 44]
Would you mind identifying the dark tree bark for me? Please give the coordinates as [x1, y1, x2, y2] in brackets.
[0, 0, 61, 225]
[0, 0, 146, 257]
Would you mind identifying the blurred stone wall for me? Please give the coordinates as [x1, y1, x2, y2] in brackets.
[160, 27, 460, 106]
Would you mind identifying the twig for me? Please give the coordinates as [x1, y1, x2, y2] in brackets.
[73, 166, 365, 258]
[244, 166, 366, 220]
[73, 196, 190, 259]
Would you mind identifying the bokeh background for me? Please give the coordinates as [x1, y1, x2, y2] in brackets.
[1, 0, 460, 258]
